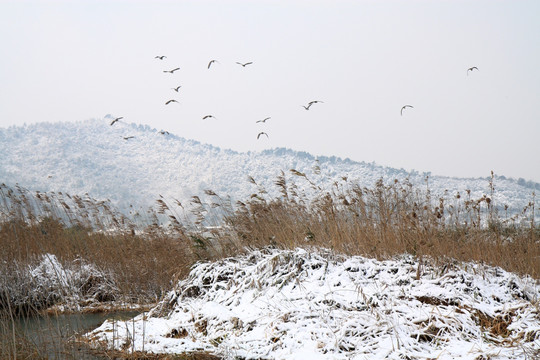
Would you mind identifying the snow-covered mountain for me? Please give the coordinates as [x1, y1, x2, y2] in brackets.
[0, 118, 537, 216]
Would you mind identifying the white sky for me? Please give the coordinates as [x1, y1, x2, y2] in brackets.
[1, 0, 539, 182]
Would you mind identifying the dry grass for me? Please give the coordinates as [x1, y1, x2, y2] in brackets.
[0, 185, 199, 358]
[82, 348, 223, 360]
[209, 172, 540, 279]
[2, 173, 537, 307]
[0, 219, 194, 307]
[0, 184, 199, 316]
[0, 173, 538, 358]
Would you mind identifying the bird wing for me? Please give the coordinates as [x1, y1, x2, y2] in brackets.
[401, 105, 413, 115]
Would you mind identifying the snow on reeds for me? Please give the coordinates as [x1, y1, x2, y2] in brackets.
[0, 253, 118, 315]
[86, 248, 540, 359]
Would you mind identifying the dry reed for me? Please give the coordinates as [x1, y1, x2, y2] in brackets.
[0, 173, 538, 358]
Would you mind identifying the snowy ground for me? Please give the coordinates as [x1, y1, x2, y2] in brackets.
[86, 248, 540, 359]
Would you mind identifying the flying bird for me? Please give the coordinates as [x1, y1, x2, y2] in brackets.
[163, 67, 180, 74]
[236, 62, 253, 67]
[256, 117, 271, 123]
[123, 136, 134, 140]
[160, 130, 170, 135]
[202, 115, 216, 120]
[257, 132, 269, 139]
[110, 117, 123, 126]
[401, 105, 414, 116]
[467, 66, 479, 75]
[208, 60, 219, 69]
[165, 99, 179, 105]
[172, 86, 182, 92]
[302, 100, 324, 110]
[155, 56, 167, 60]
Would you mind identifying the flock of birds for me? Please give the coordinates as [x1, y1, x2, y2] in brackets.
[109, 55, 330, 141]
[110, 55, 479, 142]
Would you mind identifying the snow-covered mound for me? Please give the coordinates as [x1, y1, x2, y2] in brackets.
[1, 254, 118, 313]
[0, 118, 538, 215]
[86, 248, 540, 359]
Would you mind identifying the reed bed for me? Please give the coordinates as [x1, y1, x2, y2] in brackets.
[0, 172, 538, 358]
[211, 171, 539, 279]
[0, 185, 196, 358]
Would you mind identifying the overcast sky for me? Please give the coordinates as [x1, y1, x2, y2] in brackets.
[1, 0, 539, 182]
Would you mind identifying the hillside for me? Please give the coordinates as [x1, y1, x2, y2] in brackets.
[0, 118, 537, 217]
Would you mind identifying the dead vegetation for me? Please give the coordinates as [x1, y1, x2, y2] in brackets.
[200, 171, 539, 279]
[0, 171, 538, 358]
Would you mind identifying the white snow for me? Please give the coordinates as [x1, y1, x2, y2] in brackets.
[86, 248, 540, 359]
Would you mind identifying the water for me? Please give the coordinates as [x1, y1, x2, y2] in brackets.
[16, 310, 141, 359]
